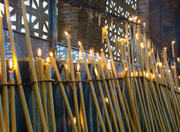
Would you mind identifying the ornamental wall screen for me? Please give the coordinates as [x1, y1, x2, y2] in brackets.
[104, 0, 137, 60]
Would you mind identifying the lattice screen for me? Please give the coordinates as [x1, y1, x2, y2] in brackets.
[104, 0, 137, 60]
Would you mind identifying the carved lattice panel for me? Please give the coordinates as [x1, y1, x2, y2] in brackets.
[105, 0, 137, 60]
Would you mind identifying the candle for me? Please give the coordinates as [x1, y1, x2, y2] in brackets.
[76, 63, 88, 132]
[97, 57, 123, 132]
[0, 10, 9, 132]
[171, 41, 175, 58]
[82, 55, 106, 132]
[65, 31, 81, 132]
[50, 52, 78, 132]
[4, 0, 33, 131]
[44, 57, 56, 132]
[8, 59, 17, 132]
[78, 41, 83, 61]
[36, 50, 49, 130]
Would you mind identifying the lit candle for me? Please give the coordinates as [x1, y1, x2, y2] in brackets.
[50, 52, 78, 132]
[44, 57, 56, 132]
[21, 0, 48, 131]
[4, 1, 33, 131]
[65, 31, 81, 132]
[171, 41, 175, 58]
[0, 10, 9, 132]
[76, 63, 88, 132]
[78, 41, 83, 61]
[8, 59, 17, 132]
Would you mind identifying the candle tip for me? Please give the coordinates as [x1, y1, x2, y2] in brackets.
[37, 48, 42, 57]
[171, 40, 175, 45]
[78, 41, 82, 46]
[46, 57, 50, 63]
[77, 63, 80, 71]
[9, 59, 13, 70]
[49, 52, 53, 57]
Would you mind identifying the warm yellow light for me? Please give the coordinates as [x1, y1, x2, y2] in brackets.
[171, 65, 175, 69]
[131, 72, 133, 77]
[73, 117, 76, 124]
[49, 52, 53, 57]
[78, 41, 82, 46]
[177, 57, 180, 62]
[64, 31, 69, 36]
[157, 62, 162, 68]
[134, 16, 138, 21]
[145, 72, 149, 78]
[77, 63, 80, 72]
[148, 52, 151, 56]
[151, 74, 155, 79]
[143, 22, 146, 27]
[108, 62, 111, 70]
[89, 49, 92, 55]
[101, 49, 103, 52]
[104, 25, 108, 30]
[135, 72, 138, 76]
[178, 76, 180, 79]
[141, 43, 145, 48]
[0, 10, 3, 18]
[171, 40, 175, 45]
[138, 19, 141, 24]
[168, 70, 171, 73]
[120, 38, 126, 43]
[46, 57, 50, 63]
[9, 59, 13, 70]
[163, 47, 167, 52]
[64, 64, 68, 70]
[105, 97, 109, 103]
[178, 87, 180, 90]
[135, 33, 138, 40]
[158, 74, 161, 78]
[38, 48, 42, 57]
[125, 67, 128, 72]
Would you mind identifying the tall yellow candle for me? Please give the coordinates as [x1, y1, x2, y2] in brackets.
[4, 1, 33, 131]
[65, 32, 81, 132]
[76, 64, 88, 132]
[0, 10, 9, 132]
[8, 59, 17, 132]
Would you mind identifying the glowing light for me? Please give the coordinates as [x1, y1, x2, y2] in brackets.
[89, 49, 92, 55]
[171, 41, 175, 45]
[177, 57, 180, 62]
[151, 74, 155, 79]
[134, 16, 138, 21]
[64, 64, 68, 70]
[120, 38, 126, 43]
[64, 31, 69, 36]
[77, 63, 80, 72]
[96, 53, 99, 58]
[78, 41, 82, 46]
[105, 97, 109, 103]
[145, 72, 149, 78]
[9, 59, 13, 70]
[168, 70, 171, 73]
[178, 76, 180, 79]
[163, 47, 167, 52]
[135, 33, 138, 40]
[158, 74, 161, 78]
[143, 22, 146, 27]
[171, 65, 175, 69]
[148, 52, 151, 56]
[49, 52, 53, 57]
[46, 57, 50, 63]
[104, 25, 108, 30]
[135, 72, 138, 76]
[108, 62, 111, 70]
[0, 10, 3, 18]
[37, 48, 42, 57]
[138, 19, 141, 24]
[141, 43, 145, 48]
[178, 87, 180, 90]
[101, 49, 103, 52]
[157, 62, 162, 68]
[125, 67, 128, 72]
[73, 117, 76, 124]
[131, 72, 133, 76]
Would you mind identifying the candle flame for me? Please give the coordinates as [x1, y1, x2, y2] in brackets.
[145, 72, 149, 78]
[125, 67, 128, 72]
[148, 52, 151, 56]
[73, 117, 76, 124]
[38, 48, 42, 57]
[78, 41, 82, 46]
[158, 74, 161, 78]
[177, 57, 180, 62]
[104, 25, 108, 30]
[46, 57, 50, 63]
[105, 97, 109, 103]
[163, 47, 167, 52]
[9, 59, 13, 70]
[64, 31, 69, 36]
[77, 63, 80, 72]
[178, 76, 180, 79]
[138, 19, 141, 24]
[171, 40, 175, 45]
[96, 53, 99, 58]
[0, 10, 3, 18]
[49, 52, 53, 57]
[157, 62, 162, 68]
[135, 33, 138, 40]
[108, 62, 111, 70]
[101, 49, 103, 52]
[141, 43, 144, 48]
[90, 49, 92, 55]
